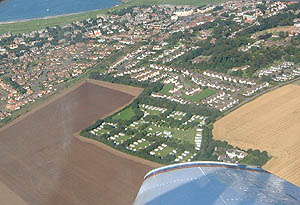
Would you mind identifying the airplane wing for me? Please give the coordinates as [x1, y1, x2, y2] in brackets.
[134, 161, 300, 205]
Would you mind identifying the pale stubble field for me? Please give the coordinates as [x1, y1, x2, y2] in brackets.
[213, 84, 300, 186]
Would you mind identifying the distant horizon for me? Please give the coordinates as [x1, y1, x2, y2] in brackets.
[0, 0, 121, 23]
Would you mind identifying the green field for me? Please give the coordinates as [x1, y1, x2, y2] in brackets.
[0, 10, 104, 34]
[115, 134, 132, 144]
[182, 88, 217, 102]
[184, 79, 195, 87]
[0, 0, 227, 34]
[156, 146, 174, 157]
[135, 140, 152, 150]
[159, 84, 174, 96]
[293, 79, 300, 85]
[112, 107, 135, 121]
[181, 152, 194, 162]
[96, 129, 109, 135]
[170, 112, 185, 120]
[149, 125, 196, 144]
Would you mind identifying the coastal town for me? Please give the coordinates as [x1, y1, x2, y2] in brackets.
[0, 0, 299, 164]
[1, 1, 300, 204]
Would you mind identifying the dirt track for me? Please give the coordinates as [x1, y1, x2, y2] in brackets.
[0, 81, 157, 205]
[213, 84, 300, 186]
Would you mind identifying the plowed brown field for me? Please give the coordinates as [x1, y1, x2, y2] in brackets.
[0, 80, 158, 205]
[213, 84, 300, 186]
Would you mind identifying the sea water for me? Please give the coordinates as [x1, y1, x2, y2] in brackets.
[0, 0, 121, 22]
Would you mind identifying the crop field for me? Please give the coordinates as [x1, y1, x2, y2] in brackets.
[0, 81, 156, 205]
[213, 84, 300, 186]
[182, 88, 217, 102]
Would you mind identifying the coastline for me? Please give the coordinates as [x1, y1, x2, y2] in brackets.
[0, 0, 126, 25]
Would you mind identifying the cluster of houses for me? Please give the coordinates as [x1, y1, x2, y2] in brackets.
[87, 102, 212, 163]
[226, 149, 247, 160]
[203, 71, 256, 86]
[192, 75, 239, 93]
[184, 87, 202, 96]
[0, 79, 31, 112]
[167, 111, 186, 120]
[272, 68, 300, 82]
[140, 104, 168, 114]
[217, 148, 247, 163]
[242, 82, 270, 97]
[151, 93, 189, 105]
[202, 91, 240, 112]
[131, 69, 161, 82]
[89, 122, 116, 136]
[257, 62, 300, 82]
[222, 0, 292, 24]
[150, 143, 170, 156]
[127, 138, 152, 152]
[160, 46, 197, 64]
[148, 129, 173, 139]
[0, 37, 103, 116]
[152, 44, 184, 62]
[258, 62, 294, 78]
[239, 40, 263, 52]
[150, 64, 179, 72]
[195, 127, 203, 151]
[174, 151, 197, 162]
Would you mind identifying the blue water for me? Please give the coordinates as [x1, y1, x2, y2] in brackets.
[0, 0, 121, 22]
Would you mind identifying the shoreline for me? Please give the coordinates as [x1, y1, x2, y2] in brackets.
[0, 1, 125, 25]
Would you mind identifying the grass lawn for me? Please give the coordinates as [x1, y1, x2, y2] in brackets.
[148, 110, 161, 115]
[193, 118, 205, 123]
[156, 146, 174, 158]
[0, 10, 106, 34]
[96, 129, 109, 135]
[113, 107, 135, 121]
[293, 79, 300, 85]
[135, 140, 152, 150]
[159, 84, 174, 96]
[149, 125, 196, 144]
[181, 88, 217, 102]
[172, 115, 182, 120]
[184, 79, 195, 87]
[180, 152, 194, 162]
[115, 135, 132, 144]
